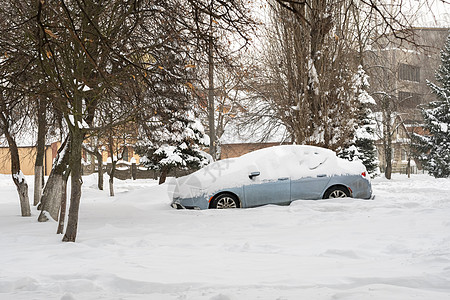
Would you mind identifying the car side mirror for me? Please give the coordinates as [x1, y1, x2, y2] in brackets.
[249, 171, 260, 179]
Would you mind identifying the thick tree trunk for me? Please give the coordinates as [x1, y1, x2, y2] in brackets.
[109, 160, 116, 196]
[63, 130, 84, 242]
[34, 166, 43, 206]
[38, 174, 66, 222]
[38, 137, 71, 222]
[34, 97, 46, 206]
[4, 131, 31, 216]
[109, 177, 114, 196]
[159, 166, 168, 185]
[57, 179, 67, 234]
[14, 175, 31, 217]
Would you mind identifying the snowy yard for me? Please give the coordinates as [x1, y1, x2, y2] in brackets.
[1, 173, 449, 300]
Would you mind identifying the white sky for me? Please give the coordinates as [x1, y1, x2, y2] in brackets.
[398, 0, 450, 27]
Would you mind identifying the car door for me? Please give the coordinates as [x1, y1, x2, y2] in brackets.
[290, 175, 331, 200]
[243, 174, 291, 207]
[290, 153, 331, 200]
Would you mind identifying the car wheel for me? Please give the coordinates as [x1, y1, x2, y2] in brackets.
[324, 186, 350, 199]
[211, 193, 240, 209]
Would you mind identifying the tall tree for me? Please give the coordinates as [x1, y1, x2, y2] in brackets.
[417, 34, 450, 178]
[183, 0, 254, 159]
[338, 66, 379, 177]
[249, 0, 357, 150]
[0, 1, 39, 216]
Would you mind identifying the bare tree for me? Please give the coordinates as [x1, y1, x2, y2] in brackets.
[38, 136, 70, 223]
[182, 0, 255, 159]
[0, 94, 31, 216]
[244, 0, 359, 150]
[0, 1, 39, 216]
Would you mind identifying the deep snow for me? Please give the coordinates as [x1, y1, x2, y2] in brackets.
[0, 173, 449, 300]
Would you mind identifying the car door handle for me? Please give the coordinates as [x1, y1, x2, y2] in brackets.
[278, 177, 289, 181]
[317, 174, 327, 178]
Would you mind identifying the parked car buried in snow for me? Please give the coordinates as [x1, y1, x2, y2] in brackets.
[170, 145, 372, 210]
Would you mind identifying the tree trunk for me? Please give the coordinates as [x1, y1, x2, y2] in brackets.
[34, 166, 43, 206]
[57, 179, 67, 234]
[208, 12, 216, 159]
[407, 157, 411, 178]
[159, 166, 168, 185]
[96, 151, 103, 190]
[107, 132, 116, 196]
[383, 102, 392, 180]
[63, 129, 84, 242]
[16, 179, 30, 216]
[82, 144, 104, 191]
[107, 159, 116, 196]
[109, 176, 114, 196]
[4, 130, 31, 216]
[38, 137, 70, 222]
[385, 126, 392, 180]
[34, 97, 47, 206]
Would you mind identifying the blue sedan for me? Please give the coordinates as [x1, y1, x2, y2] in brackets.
[170, 145, 372, 209]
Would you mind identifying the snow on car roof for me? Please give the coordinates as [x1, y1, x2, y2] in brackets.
[176, 145, 366, 194]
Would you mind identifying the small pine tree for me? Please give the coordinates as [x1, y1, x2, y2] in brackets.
[419, 34, 450, 178]
[135, 111, 212, 184]
[339, 65, 379, 177]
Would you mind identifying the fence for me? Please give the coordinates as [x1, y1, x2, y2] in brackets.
[81, 161, 194, 180]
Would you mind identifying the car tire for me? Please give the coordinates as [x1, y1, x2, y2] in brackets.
[323, 186, 350, 199]
[211, 193, 240, 209]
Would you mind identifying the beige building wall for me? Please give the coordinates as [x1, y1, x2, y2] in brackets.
[0, 142, 59, 176]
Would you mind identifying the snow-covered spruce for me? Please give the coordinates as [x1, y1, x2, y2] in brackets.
[417, 34, 450, 178]
[338, 65, 378, 177]
[135, 111, 212, 184]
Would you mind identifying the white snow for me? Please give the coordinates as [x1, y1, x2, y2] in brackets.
[68, 114, 89, 129]
[155, 144, 184, 166]
[11, 170, 26, 184]
[1, 173, 450, 299]
[81, 85, 92, 92]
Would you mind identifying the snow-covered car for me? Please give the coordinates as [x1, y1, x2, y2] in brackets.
[170, 145, 372, 210]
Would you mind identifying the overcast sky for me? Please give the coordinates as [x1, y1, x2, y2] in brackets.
[403, 0, 450, 27]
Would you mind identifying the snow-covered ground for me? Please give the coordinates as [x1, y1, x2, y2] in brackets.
[1, 173, 449, 300]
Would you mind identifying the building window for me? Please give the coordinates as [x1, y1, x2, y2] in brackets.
[401, 149, 408, 161]
[123, 147, 129, 162]
[398, 91, 422, 109]
[398, 63, 420, 82]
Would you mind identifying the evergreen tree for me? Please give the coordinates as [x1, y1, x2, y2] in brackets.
[339, 66, 379, 177]
[135, 111, 212, 184]
[418, 34, 450, 178]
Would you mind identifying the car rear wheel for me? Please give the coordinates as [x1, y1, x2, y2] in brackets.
[211, 193, 240, 209]
[324, 186, 350, 199]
